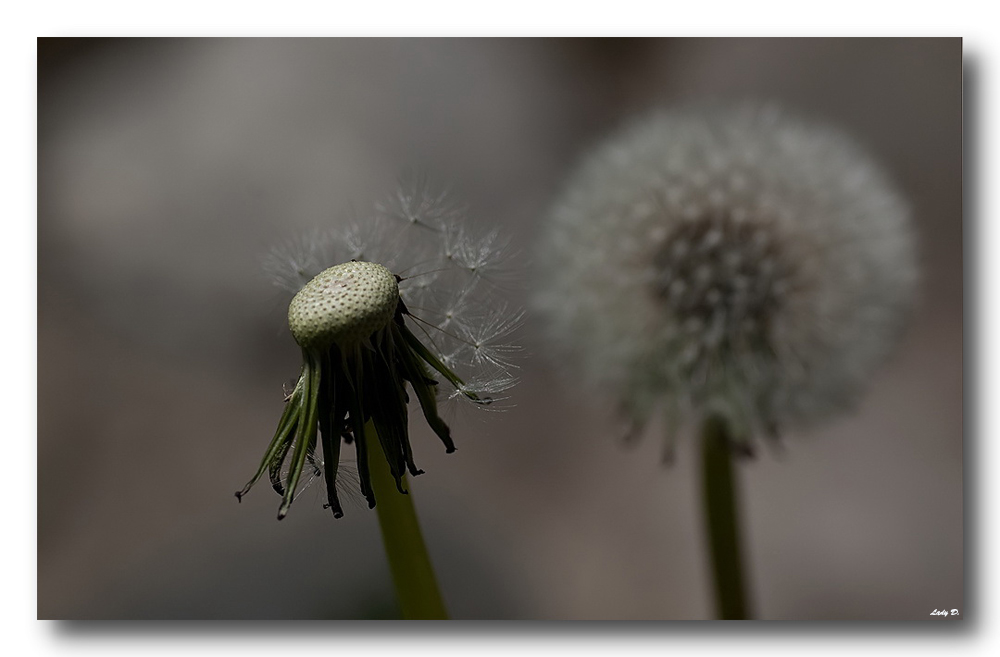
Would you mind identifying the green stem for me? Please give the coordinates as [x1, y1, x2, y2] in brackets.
[365, 422, 449, 620]
[700, 416, 751, 620]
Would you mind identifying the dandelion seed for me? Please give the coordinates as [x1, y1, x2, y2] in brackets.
[374, 172, 466, 231]
[454, 304, 525, 371]
[441, 223, 519, 285]
[263, 228, 331, 294]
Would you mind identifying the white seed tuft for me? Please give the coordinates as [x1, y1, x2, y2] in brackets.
[535, 103, 918, 439]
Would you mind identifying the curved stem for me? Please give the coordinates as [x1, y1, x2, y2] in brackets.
[365, 421, 449, 620]
[701, 416, 751, 620]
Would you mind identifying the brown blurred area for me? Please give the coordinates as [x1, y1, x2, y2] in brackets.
[37, 38, 962, 620]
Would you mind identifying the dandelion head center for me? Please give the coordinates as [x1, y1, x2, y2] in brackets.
[288, 261, 399, 349]
[650, 212, 796, 346]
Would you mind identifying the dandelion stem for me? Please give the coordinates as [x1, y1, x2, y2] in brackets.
[701, 415, 751, 620]
[365, 421, 449, 620]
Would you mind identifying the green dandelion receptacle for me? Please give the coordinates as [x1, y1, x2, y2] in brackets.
[288, 261, 399, 350]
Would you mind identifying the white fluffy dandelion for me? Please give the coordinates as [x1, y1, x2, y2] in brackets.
[240, 176, 520, 519]
[536, 104, 917, 448]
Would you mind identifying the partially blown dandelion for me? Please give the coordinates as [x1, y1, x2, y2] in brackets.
[537, 104, 917, 450]
[238, 177, 519, 520]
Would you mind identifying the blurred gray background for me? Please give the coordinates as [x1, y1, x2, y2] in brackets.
[38, 37, 962, 620]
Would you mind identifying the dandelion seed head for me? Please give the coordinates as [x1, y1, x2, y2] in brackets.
[266, 176, 522, 404]
[242, 175, 521, 519]
[536, 103, 917, 439]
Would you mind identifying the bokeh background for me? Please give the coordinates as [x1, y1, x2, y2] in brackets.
[38, 37, 962, 620]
